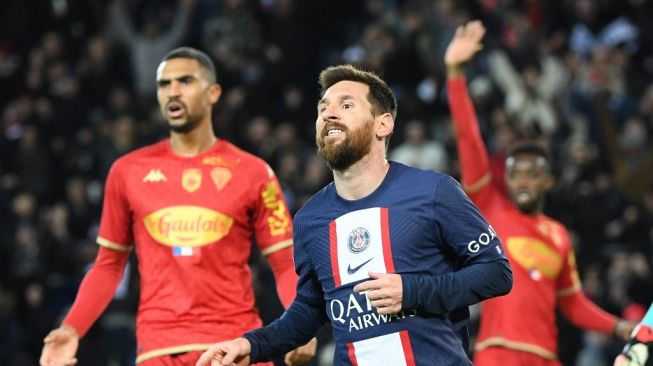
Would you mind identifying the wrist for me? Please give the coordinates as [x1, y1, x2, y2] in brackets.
[61, 323, 80, 339]
[237, 337, 252, 353]
[446, 64, 465, 78]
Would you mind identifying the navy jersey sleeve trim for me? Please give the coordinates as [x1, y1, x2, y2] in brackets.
[401, 259, 512, 314]
[244, 299, 327, 362]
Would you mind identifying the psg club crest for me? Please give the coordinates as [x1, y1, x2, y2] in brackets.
[348, 227, 371, 254]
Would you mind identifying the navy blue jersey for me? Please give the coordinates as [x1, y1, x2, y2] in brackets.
[245, 162, 511, 366]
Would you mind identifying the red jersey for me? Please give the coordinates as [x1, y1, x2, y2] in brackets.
[96, 139, 294, 363]
[448, 77, 616, 361]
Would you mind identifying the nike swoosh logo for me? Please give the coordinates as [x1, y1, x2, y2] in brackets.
[347, 257, 374, 275]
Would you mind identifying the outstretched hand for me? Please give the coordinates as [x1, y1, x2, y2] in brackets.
[353, 272, 403, 315]
[39, 325, 79, 366]
[444, 20, 486, 69]
[195, 338, 251, 366]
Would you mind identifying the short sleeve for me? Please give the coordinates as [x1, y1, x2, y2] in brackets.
[252, 164, 293, 255]
[97, 161, 133, 252]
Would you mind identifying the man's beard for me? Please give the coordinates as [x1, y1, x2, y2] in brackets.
[163, 100, 200, 133]
[512, 194, 543, 215]
[167, 116, 199, 133]
[316, 120, 374, 171]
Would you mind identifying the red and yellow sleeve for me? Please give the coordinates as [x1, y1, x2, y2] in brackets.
[97, 162, 133, 252]
[557, 243, 617, 333]
[252, 164, 296, 307]
[447, 76, 492, 194]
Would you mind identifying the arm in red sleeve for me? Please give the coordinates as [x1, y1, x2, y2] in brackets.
[62, 246, 130, 337]
[447, 76, 492, 193]
[266, 245, 297, 309]
[558, 290, 618, 333]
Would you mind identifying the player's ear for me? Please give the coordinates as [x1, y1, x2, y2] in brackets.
[376, 113, 394, 139]
[209, 84, 222, 104]
[544, 173, 554, 190]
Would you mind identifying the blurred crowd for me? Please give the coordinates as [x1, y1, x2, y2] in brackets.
[0, 0, 652, 365]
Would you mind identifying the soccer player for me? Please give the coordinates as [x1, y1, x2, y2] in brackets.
[39, 47, 316, 366]
[615, 303, 653, 366]
[445, 21, 635, 366]
[195, 64, 513, 366]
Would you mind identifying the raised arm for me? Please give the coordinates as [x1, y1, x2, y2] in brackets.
[445, 21, 493, 195]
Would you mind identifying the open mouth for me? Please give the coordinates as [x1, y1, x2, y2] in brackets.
[167, 101, 185, 118]
[323, 123, 347, 139]
[515, 191, 532, 202]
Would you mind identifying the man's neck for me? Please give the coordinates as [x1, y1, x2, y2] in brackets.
[333, 150, 390, 201]
[169, 122, 217, 157]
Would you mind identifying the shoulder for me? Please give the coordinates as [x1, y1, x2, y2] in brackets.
[391, 162, 457, 192]
[220, 141, 274, 178]
[294, 184, 333, 221]
[542, 215, 572, 250]
[110, 140, 168, 173]
[542, 215, 569, 235]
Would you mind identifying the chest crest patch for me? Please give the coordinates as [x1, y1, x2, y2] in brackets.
[182, 168, 202, 193]
[210, 167, 232, 191]
[348, 227, 371, 254]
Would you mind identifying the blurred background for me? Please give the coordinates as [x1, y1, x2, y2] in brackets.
[0, 0, 652, 365]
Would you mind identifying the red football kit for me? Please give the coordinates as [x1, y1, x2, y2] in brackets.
[448, 77, 617, 364]
[63, 139, 296, 364]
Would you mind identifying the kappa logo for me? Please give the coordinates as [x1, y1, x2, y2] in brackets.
[142, 169, 167, 183]
[347, 257, 374, 275]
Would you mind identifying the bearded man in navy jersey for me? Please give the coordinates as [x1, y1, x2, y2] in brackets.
[197, 64, 513, 366]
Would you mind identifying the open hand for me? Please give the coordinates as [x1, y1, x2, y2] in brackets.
[39, 325, 79, 366]
[444, 20, 486, 68]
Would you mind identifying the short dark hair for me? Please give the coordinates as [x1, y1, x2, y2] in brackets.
[319, 65, 397, 149]
[162, 47, 217, 84]
[319, 65, 397, 120]
[506, 141, 552, 169]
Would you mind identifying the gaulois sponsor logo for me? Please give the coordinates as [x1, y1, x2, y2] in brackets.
[506, 237, 563, 279]
[143, 206, 233, 246]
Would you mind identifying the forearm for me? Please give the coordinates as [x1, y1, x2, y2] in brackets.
[558, 291, 617, 333]
[267, 247, 297, 308]
[447, 76, 492, 190]
[402, 259, 512, 314]
[244, 299, 326, 363]
[63, 247, 129, 337]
